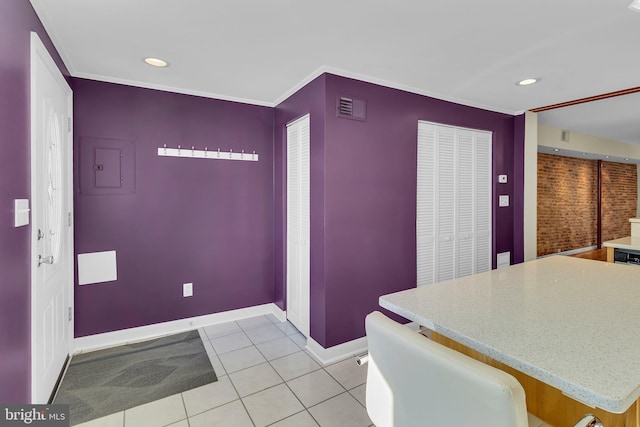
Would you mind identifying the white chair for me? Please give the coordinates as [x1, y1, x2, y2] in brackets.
[363, 311, 603, 427]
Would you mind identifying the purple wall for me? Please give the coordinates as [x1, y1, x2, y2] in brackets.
[273, 76, 327, 341]
[276, 73, 522, 348]
[322, 75, 518, 347]
[0, 2, 526, 396]
[513, 114, 526, 264]
[0, 0, 69, 403]
[73, 79, 274, 336]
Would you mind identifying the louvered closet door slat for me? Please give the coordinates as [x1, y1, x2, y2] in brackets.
[474, 131, 492, 273]
[437, 126, 456, 283]
[456, 129, 474, 278]
[417, 123, 436, 286]
[298, 116, 310, 304]
[286, 123, 301, 317]
[286, 114, 311, 337]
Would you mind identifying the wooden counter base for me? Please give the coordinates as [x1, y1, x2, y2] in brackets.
[431, 331, 640, 427]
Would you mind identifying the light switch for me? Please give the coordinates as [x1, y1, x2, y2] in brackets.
[498, 174, 508, 183]
[14, 199, 30, 227]
[499, 195, 510, 207]
[183, 283, 193, 297]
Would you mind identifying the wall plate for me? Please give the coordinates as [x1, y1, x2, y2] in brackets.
[183, 283, 193, 297]
[14, 199, 30, 227]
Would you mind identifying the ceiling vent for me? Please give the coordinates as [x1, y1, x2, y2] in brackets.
[337, 96, 366, 121]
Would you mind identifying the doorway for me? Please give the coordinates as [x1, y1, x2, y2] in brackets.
[30, 32, 74, 403]
[286, 114, 310, 338]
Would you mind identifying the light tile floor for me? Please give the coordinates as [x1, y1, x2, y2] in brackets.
[75, 314, 372, 427]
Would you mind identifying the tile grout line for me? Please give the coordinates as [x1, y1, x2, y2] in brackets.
[205, 316, 293, 427]
[180, 335, 334, 423]
[76, 318, 339, 427]
[152, 333, 363, 425]
[176, 393, 190, 427]
[254, 336, 367, 425]
[346, 385, 367, 410]
[262, 351, 314, 425]
[236, 333, 323, 423]
[230, 316, 319, 426]
[100, 318, 365, 427]
[224, 369, 258, 427]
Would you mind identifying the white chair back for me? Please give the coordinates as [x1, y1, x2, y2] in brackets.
[365, 311, 530, 427]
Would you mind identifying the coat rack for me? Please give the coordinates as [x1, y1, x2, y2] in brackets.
[157, 144, 259, 162]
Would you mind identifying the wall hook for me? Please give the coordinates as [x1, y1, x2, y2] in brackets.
[157, 145, 258, 162]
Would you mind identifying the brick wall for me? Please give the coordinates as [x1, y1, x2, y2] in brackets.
[537, 154, 597, 256]
[602, 161, 638, 242]
[537, 154, 638, 256]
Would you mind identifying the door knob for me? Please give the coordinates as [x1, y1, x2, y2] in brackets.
[38, 255, 54, 267]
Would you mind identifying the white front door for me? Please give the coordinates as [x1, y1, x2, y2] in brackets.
[286, 114, 310, 338]
[30, 32, 74, 403]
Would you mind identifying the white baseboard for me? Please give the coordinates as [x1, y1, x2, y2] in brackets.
[73, 303, 286, 354]
[306, 336, 368, 366]
[538, 245, 598, 258]
[305, 320, 420, 365]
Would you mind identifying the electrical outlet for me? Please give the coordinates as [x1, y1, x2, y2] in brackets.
[183, 283, 193, 297]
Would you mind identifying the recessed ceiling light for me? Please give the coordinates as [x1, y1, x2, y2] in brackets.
[554, 148, 559, 152]
[144, 57, 169, 68]
[626, 158, 630, 161]
[516, 78, 539, 86]
[606, 155, 610, 158]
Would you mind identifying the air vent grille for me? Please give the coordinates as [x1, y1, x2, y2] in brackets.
[338, 97, 353, 116]
[336, 96, 366, 121]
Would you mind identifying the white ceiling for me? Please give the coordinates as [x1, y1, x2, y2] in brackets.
[538, 91, 640, 145]
[30, 0, 640, 142]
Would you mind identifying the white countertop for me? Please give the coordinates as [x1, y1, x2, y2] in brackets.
[379, 256, 640, 413]
[603, 236, 640, 251]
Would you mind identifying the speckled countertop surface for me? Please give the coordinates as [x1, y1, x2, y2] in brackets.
[603, 236, 640, 251]
[379, 256, 640, 414]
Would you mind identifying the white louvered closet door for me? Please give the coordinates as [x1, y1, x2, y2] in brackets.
[417, 121, 492, 286]
[286, 114, 310, 337]
[437, 126, 456, 282]
[456, 129, 475, 278]
[474, 131, 492, 273]
[416, 125, 436, 287]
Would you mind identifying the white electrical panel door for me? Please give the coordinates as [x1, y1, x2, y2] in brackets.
[286, 114, 310, 338]
[417, 122, 492, 286]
